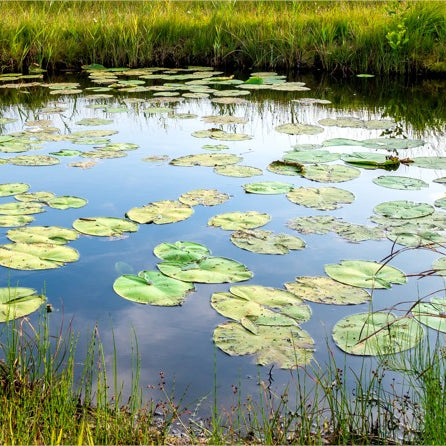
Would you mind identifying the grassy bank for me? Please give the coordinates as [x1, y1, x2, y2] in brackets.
[0, 1, 445, 75]
[1, 313, 445, 445]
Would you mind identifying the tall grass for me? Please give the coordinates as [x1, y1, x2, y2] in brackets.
[0, 1, 445, 74]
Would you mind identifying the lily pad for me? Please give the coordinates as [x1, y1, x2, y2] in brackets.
[287, 187, 355, 210]
[76, 118, 113, 126]
[202, 144, 229, 151]
[14, 192, 56, 202]
[7, 226, 79, 245]
[285, 276, 371, 305]
[47, 196, 88, 210]
[202, 115, 247, 125]
[0, 215, 34, 227]
[0, 202, 45, 215]
[434, 197, 446, 210]
[127, 200, 194, 224]
[324, 260, 406, 289]
[0, 242, 79, 270]
[9, 155, 60, 166]
[387, 229, 446, 248]
[332, 312, 423, 356]
[372, 175, 428, 190]
[0, 287, 46, 322]
[318, 117, 364, 128]
[170, 153, 242, 167]
[230, 229, 305, 254]
[373, 200, 434, 220]
[153, 241, 210, 263]
[301, 164, 361, 183]
[98, 143, 139, 152]
[191, 129, 252, 141]
[335, 223, 385, 243]
[113, 270, 195, 306]
[71, 130, 118, 138]
[283, 150, 340, 164]
[275, 123, 324, 135]
[243, 181, 293, 194]
[412, 297, 446, 333]
[287, 215, 343, 234]
[49, 150, 82, 157]
[0, 183, 29, 197]
[213, 322, 314, 368]
[342, 152, 401, 169]
[179, 189, 230, 206]
[363, 138, 424, 150]
[214, 165, 263, 177]
[208, 211, 271, 230]
[73, 217, 138, 237]
[158, 256, 253, 283]
[81, 150, 126, 159]
[267, 160, 304, 176]
[432, 256, 446, 276]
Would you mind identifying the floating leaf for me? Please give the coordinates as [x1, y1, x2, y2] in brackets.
[0, 287, 46, 322]
[412, 297, 446, 333]
[191, 129, 252, 141]
[158, 257, 253, 283]
[372, 175, 428, 190]
[7, 226, 79, 245]
[433, 177, 446, 185]
[49, 150, 82, 157]
[372, 211, 446, 232]
[179, 189, 229, 206]
[71, 130, 118, 138]
[275, 123, 323, 135]
[202, 115, 247, 125]
[243, 181, 293, 194]
[287, 187, 355, 210]
[81, 150, 126, 159]
[387, 229, 446, 248]
[287, 215, 343, 234]
[335, 223, 385, 243]
[98, 143, 139, 152]
[153, 241, 210, 263]
[127, 200, 193, 224]
[432, 256, 446, 276]
[283, 150, 340, 164]
[0, 243, 79, 270]
[208, 211, 271, 230]
[76, 118, 113, 126]
[342, 152, 401, 169]
[214, 165, 263, 177]
[374, 200, 434, 219]
[332, 312, 423, 356]
[285, 276, 370, 305]
[73, 217, 138, 237]
[301, 164, 361, 183]
[202, 144, 229, 151]
[113, 271, 195, 306]
[46, 196, 88, 210]
[434, 197, 446, 210]
[0, 202, 45, 215]
[364, 138, 424, 150]
[267, 160, 304, 176]
[325, 260, 406, 289]
[9, 155, 60, 166]
[230, 229, 305, 254]
[0, 183, 29, 197]
[0, 215, 34, 227]
[318, 117, 364, 128]
[170, 153, 242, 167]
[213, 322, 314, 368]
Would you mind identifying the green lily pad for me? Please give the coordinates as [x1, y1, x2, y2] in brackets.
[374, 200, 434, 220]
[275, 123, 324, 135]
[49, 150, 82, 157]
[412, 297, 446, 333]
[0, 183, 29, 197]
[213, 322, 314, 368]
[170, 153, 242, 167]
[113, 270, 195, 306]
[230, 229, 305, 254]
[7, 226, 79, 245]
[287, 215, 344, 234]
[71, 130, 118, 138]
[202, 115, 247, 125]
[301, 164, 361, 183]
[46, 196, 88, 210]
[432, 256, 446, 276]
[325, 260, 406, 289]
[192, 129, 252, 141]
[332, 312, 423, 356]
[373, 175, 428, 190]
[434, 197, 446, 210]
[14, 191, 56, 202]
[335, 223, 385, 243]
[213, 89, 250, 97]
[179, 189, 229, 206]
[214, 165, 263, 177]
[0, 215, 34, 227]
[285, 276, 371, 305]
[73, 217, 138, 237]
[202, 144, 229, 151]
[0, 242, 79, 270]
[243, 181, 293, 194]
[433, 177, 446, 185]
[98, 143, 139, 152]
[372, 212, 446, 232]
[76, 118, 113, 126]
[322, 138, 367, 148]
[158, 256, 253, 283]
[287, 187, 355, 210]
[0, 202, 45, 215]
[318, 117, 364, 128]
[267, 160, 304, 176]
[9, 155, 60, 166]
[127, 200, 194, 224]
[0, 287, 46, 322]
[342, 152, 401, 169]
[283, 150, 340, 164]
[212, 286, 311, 329]
[153, 241, 210, 263]
[72, 137, 111, 145]
[363, 138, 424, 150]
[208, 211, 271, 230]
[0, 143, 32, 153]
[387, 229, 446, 248]
[81, 150, 126, 159]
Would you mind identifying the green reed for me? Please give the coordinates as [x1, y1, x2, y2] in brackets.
[0, 1, 445, 74]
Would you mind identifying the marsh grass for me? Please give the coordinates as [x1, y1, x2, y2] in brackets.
[0, 1, 445, 74]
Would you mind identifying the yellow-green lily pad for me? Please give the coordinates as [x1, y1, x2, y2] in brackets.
[208, 211, 271, 230]
[127, 200, 194, 224]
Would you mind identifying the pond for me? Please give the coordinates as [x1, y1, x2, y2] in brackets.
[1, 67, 446, 414]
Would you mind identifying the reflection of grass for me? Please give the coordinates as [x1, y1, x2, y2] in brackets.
[0, 1, 445, 74]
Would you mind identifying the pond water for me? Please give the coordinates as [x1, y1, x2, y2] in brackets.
[1, 67, 446, 414]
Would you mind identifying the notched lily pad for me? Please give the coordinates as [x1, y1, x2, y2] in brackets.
[373, 175, 428, 190]
[243, 181, 293, 194]
[333, 312, 423, 356]
[47, 196, 88, 210]
[76, 118, 113, 126]
[301, 164, 361, 183]
[179, 189, 229, 206]
[208, 211, 271, 230]
[0, 183, 29, 197]
[275, 123, 323, 135]
[283, 150, 340, 164]
[0, 202, 45, 215]
[127, 200, 194, 224]
[170, 153, 242, 167]
[412, 297, 446, 333]
[0, 287, 46, 322]
[73, 217, 138, 237]
[113, 271, 195, 306]
[9, 155, 60, 166]
[7, 226, 79, 245]
[374, 200, 434, 220]
[153, 241, 210, 263]
[287, 187, 355, 210]
[214, 165, 263, 177]
[267, 160, 304, 176]
[0, 215, 34, 227]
